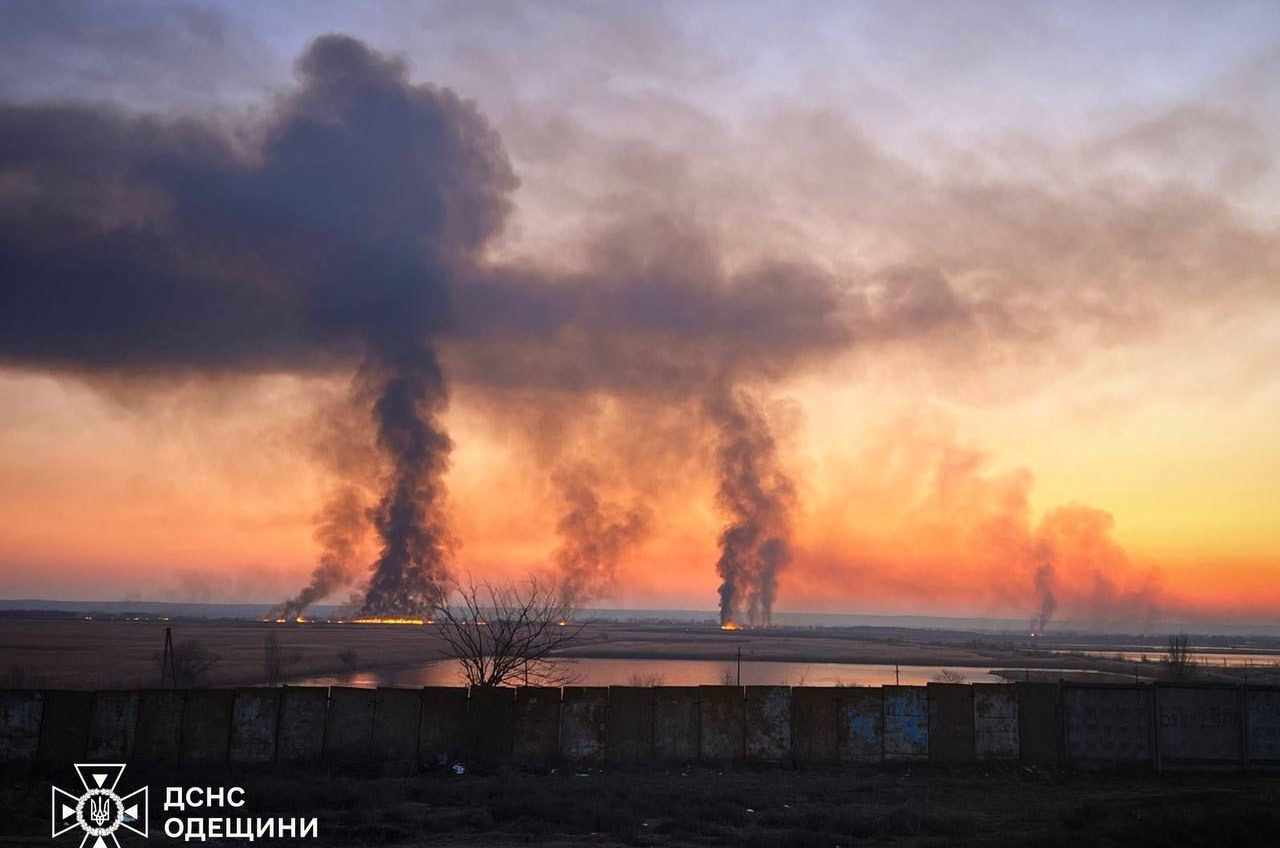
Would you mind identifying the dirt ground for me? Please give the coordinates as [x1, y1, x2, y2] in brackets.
[4, 764, 1279, 846]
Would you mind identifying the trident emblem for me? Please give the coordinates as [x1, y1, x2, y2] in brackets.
[51, 764, 149, 848]
[89, 795, 113, 827]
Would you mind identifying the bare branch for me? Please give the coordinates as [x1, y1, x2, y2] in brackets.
[434, 576, 588, 687]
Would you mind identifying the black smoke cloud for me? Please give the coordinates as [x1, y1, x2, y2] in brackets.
[0, 35, 514, 616]
[448, 220, 864, 395]
[0, 35, 1014, 618]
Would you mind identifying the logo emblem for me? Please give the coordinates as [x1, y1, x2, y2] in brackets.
[51, 764, 148, 847]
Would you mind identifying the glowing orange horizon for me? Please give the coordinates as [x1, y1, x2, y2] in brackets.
[0, 374, 1278, 624]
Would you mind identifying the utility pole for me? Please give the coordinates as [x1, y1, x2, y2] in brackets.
[894, 664, 900, 685]
[160, 626, 176, 688]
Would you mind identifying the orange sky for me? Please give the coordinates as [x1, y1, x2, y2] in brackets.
[1, 355, 1276, 624]
[1, 5, 1279, 627]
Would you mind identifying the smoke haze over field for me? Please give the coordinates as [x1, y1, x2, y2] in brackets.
[1, 5, 1279, 623]
[551, 464, 652, 607]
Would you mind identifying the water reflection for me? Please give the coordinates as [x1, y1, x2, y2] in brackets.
[293, 657, 1004, 688]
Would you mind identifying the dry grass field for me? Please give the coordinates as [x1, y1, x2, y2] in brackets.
[1, 616, 1275, 689]
[0, 617, 1086, 689]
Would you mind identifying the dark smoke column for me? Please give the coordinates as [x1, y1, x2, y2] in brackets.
[707, 390, 796, 627]
[359, 346, 454, 615]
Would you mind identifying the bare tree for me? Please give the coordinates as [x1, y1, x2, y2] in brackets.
[434, 578, 586, 687]
[263, 632, 300, 686]
[156, 639, 219, 688]
[932, 669, 968, 684]
[1165, 632, 1197, 680]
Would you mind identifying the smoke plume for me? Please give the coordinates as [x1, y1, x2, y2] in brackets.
[1032, 555, 1057, 634]
[359, 349, 455, 614]
[271, 485, 368, 620]
[4, 32, 1228, 622]
[708, 390, 796, 627]
[551, 464, 652, 607]
[791, 422, 1164, 627]
[0, 35, 515, 616]
[1033, 504, 1161, 629]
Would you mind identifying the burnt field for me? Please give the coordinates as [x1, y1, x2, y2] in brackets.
[4, 764, 1280, 847]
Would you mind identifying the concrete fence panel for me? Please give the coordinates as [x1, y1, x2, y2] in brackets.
[11, 682, 1263, 772]
[418, 687, 468, 767]
[1246, 688, 1280, 764]
[607, 687, 654, 764]
[276, 686, 328, 763]
[837, 687, 883, 763]
[324, 687, 375, 761]
[467, 686, 515, 763]
[928, 683, 975, 763]
[1016, 682, 1061, 766]
[37, 691, 92, 768]
[560, 687, 608, 764]
[228, 689, 280, 764]
[973, 684, 1019, 761]
[180, 689, 234, 764]
[0, 690, 43, 764]
[372, 688, 422, 765]
[1155, 686, 1242, 768]
[745, 686, 791, 763]
[653, 687, 699, 763]
[883, 686, 928, 761]
[513, 687, 561, 764]
[699, 686, 744, 763]
[1064, 686, 1152, 768]
[86, 691, 138, 762]
[791, 687, 840, 764]
[133, 690, 185, 763]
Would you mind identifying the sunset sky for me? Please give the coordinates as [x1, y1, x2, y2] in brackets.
[1, 1, 1278, 626]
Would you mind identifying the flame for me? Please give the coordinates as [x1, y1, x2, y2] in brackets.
[720, 621, 741, 631]
[350, 617, 428, 625]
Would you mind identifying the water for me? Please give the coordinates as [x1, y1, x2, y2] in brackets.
[293, 657, 1009, 688]
[1049, 649, 1280, 666]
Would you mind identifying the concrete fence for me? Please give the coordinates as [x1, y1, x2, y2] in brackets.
[3, 682, 1278, 771]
